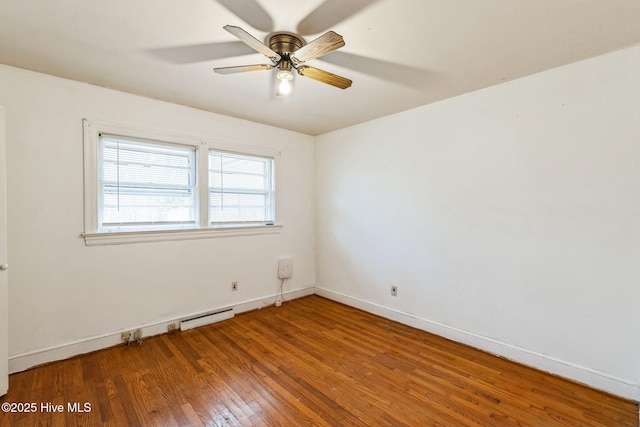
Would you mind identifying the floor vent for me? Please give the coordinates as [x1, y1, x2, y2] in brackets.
[180, 308, 234, 331]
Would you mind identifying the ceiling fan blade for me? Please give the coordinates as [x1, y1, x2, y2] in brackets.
[297, 66, 352, 89]
[148, 41, 256, 64]
[214, 64, 273, 74]
[297, 0, 381, 35]
[291, 31, 345, 64]
[321, 51, 436, 89]
[216, 0, 274, 33]
[223, 25, 281, 63]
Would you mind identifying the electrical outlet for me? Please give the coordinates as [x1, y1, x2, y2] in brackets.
[231, 281, 238, 291]
[391, 286, 398, 297]
[122, 329, 143, 345]
[167, 322, 178, 332]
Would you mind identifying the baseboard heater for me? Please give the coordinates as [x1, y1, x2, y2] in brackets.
[180, 307, 234, 331]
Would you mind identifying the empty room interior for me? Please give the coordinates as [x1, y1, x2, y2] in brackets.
[0, 1, 639, 425]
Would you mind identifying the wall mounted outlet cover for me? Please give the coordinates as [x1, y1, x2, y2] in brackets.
[278, 257, 293, 279]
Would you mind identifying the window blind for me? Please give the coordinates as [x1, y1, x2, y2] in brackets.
[208, 150, 274, 224]
[98, 135, 197, 230]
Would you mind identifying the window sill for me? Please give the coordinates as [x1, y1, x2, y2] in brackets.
[81, 224, 283, 246]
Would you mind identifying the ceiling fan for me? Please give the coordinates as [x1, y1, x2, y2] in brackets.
[213, 25, 352, 96]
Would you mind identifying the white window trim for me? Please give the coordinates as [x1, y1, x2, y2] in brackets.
[82, 119, 282, 246]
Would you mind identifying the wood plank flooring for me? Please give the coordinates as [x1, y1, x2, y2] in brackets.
[1, 295, 637, 426]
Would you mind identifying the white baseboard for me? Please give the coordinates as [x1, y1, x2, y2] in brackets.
[314, 287, 640, 402]
[8, 286, 314, 375]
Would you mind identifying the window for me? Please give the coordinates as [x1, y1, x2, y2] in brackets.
[98, 136, 197, 231]
[83, 119, 281, 245]
[209, 150, 274, 225]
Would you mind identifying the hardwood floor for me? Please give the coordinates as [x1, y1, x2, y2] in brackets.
[1, 295, 637, 426]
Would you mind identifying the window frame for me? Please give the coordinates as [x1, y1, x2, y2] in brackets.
[82, 119, 282, 246]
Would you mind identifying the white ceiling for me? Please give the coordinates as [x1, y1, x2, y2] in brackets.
[1, 0, 640, 135]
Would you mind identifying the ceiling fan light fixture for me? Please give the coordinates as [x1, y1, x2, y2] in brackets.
[277, 59, 294, 80]
[276, 60, 294, 96]
[276, 68, 294, 82]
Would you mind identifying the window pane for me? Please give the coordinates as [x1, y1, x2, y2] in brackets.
[208, 150, 273, 224]
[101, 138, 194, 186]
[99, 136, 197, 229]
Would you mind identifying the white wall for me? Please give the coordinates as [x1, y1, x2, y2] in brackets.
[315, 45, 640, 399]
[0, 66, 315, 361]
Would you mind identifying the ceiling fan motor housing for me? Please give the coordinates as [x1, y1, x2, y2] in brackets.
[268, 33, 304, 56]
